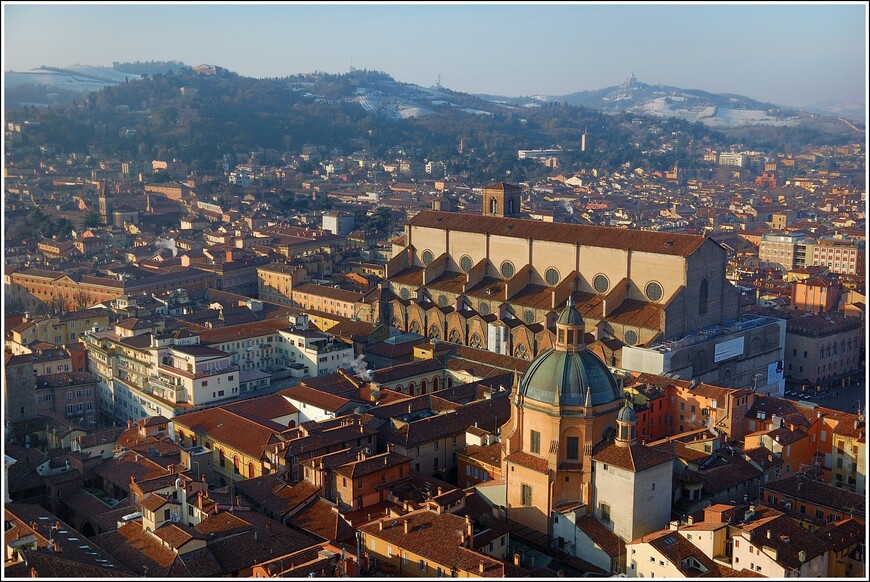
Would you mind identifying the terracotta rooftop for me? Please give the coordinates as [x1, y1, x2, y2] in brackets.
[408, 210, 707, 257]
[762, 474, 865, 516]
[358, 509, 506, 576]
[593, 442, 674, 473]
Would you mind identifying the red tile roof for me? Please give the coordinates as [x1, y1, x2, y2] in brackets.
[592, 442, 674, 473]
[408, 210, 707, 257]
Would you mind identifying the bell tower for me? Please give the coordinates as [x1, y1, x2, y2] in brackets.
[482, 182, 521, 218]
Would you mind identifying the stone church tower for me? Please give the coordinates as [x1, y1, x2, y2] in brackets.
[482, 182, 521, 218]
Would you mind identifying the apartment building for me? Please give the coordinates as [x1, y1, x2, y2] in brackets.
[759, 232, 808, 272]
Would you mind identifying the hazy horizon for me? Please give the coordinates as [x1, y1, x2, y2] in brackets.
[3, 2, 867, 110]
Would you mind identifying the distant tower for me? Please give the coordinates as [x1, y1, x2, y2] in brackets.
[458, 138, 464, 155]
[482, 182, 521, 218]
[98, 180, 113, 225]
[581, 127, 588, 152]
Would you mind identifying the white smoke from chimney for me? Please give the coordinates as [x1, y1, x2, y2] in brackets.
[155, 237, 178, 258]
[349, 354, 373, 381]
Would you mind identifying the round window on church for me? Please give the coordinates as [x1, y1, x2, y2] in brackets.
[438, 295, 448, 308]
[545, 267, 560, 287]
[524, 310, 535, 325]
[645, 281, 664, 302]
[400, 288, 410, 300]
[501, 261, 515, 279]
[593, 274, 610, 294]
[479, 302, 490, 316]
[421, 250, 434, 266]
[624, 329, 639, 346]
[460, 255, 473, 272]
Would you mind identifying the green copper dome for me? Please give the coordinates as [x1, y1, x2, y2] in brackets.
[518, 348, 621, 407]
[617, 400, 637, 422]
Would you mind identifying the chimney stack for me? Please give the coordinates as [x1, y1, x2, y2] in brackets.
[479, 560, 485, 574]
[403, 520, 410, 534]
[513, 553, 521, 567]
[378, 520, 384, 531]
[465, 514, 473, 538]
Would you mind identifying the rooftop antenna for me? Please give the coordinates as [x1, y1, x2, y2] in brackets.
[349, 56, 354, 72]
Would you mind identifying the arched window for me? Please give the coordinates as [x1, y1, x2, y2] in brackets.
[409, 382, 416, 395]
[233, 455, 240, 474]
[698, 279, 709, 315]
[421, 380, 427, 393]
[248, 462, 255, 479]
[288, 419, 296, 428]
[490, 198, 498, 214]
[219, 448, 225, 468]
[433, 377, 439, 390]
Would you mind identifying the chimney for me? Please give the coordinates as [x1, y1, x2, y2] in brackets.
[387, 443, 393, 453]
[798, 550, 806, 563]
[403, 520, 410, 534]
[479, 560, 485, 574]
[465, 514, 473, 537]
[767, 530, 771, 539]
[669, 520, 679, 531]
[378, 520, 384, 531]
[127, 419, 133, 429]
[513, 553, 521, 567]
[167, 463, 174, 474]
[437, 486, 443, 496]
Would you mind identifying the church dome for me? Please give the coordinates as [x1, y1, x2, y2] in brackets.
[518, 347, 621, 407]
[616, 401, 637, 422]
[518, 298, 621, 408]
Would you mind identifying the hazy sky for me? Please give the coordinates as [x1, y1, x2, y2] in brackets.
[3, 2, 867, 108]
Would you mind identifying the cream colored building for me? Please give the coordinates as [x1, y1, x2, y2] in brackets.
[387, 205, 740, 361]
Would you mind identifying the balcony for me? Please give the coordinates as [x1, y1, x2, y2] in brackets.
[149, 375, 186, 403]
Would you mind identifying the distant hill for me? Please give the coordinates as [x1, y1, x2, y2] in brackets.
[478, 73, 865, 129]
[4, 61, 190, 107]
[4, 66, 861, 181]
